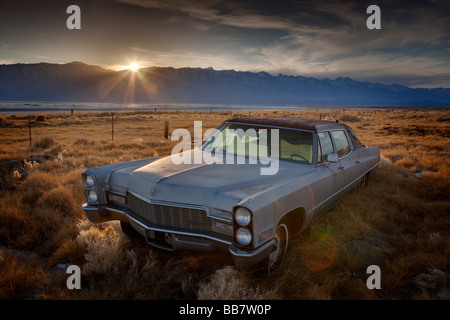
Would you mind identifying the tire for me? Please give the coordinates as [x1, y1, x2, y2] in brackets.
[120, 221, 141, 239]
[361, 171, 371, 188]
[267, 223, 289, 270]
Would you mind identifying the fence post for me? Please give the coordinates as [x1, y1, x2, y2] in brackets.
[164, 120, 169, 139]
[111, 113, 114, 142]
[28, 114, 32, 147]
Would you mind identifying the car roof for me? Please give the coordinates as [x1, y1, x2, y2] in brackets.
[226, 116, 349, 132]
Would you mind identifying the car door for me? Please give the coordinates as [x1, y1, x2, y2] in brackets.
[329, 130, 361, 191]
[312, 131, 345, 215]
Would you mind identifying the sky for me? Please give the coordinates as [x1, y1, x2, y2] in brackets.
[0, 0, 449, 88]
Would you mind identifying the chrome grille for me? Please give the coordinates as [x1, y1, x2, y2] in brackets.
[127, 193, 212, 232]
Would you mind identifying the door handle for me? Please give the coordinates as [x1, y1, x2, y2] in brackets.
[338, 166, 344, 170]
[355, 160, 360, 164]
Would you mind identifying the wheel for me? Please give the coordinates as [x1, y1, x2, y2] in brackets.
[120, 221, 141, 239]
[360, 171, 371, 188]
[268, 223, 289, 270]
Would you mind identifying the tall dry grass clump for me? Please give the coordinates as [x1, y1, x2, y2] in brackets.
[0, 249, 47, 299]
[19, 171, 59, 205]
[66, 220, 171, 299]
[1, 169, 84, 257]
[197, 266, 273, 300]
[32, 136, 55, 149]
[76, 221, 130, 276]
[36, 186, 77, 215]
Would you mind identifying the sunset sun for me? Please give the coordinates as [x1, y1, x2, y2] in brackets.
[127, 63, 141, 71]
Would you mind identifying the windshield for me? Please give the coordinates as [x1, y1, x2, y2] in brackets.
[202, 122, 314, 164]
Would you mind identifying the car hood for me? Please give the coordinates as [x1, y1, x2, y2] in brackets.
[109, 149, 315, 211]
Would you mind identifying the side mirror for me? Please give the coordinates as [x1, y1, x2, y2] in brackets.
[326, 153, 339, 163]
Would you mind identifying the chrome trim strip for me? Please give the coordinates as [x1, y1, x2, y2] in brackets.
[208, 214, 233, 223]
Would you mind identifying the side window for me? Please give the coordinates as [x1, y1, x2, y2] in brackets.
[331, 130, 350, 157]
[317, 132, 334, 163]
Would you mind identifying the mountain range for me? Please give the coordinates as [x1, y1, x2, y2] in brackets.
[0, 61, 449, 107]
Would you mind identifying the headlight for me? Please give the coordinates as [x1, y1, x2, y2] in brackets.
[235, 227, 252, 246]
[234, 207, 252, 226]
[88, 190, 98, 203]
[85, 175, 95, 187]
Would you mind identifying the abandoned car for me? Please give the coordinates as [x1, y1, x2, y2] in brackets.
[81, 117, 380, 269]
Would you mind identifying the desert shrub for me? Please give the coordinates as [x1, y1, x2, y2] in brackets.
[40, 217, 80, 258]
[0, 250, 47, 299]
[20, 171, 59, 205]
[100, 141, 118, 150]
[119, 142, 145, 150]
[61, 169, 86, 204]
[339, 114, 360, 122]
[395, 157, 416, 168]
[197, 266, 272, 300]
[76, 221, 129, 276]
[36, 185, 77, 216]
[33, 136, 55, 149]
[24, 206, 68, 255]
[35, 115, 46, 122]
[72, 138, 96, 146]
[0, 205, 26, 245]
[49, 238, 85, 267]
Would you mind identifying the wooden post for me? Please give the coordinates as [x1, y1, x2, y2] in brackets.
[111, 113, 114, 142]
[164, 120, 169, 139]
[28, 114, 32, 147]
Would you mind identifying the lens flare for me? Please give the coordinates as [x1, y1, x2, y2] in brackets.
[300, 231, 338, 271]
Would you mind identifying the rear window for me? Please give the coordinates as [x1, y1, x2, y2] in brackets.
[317, 132, 334, 163]
[331, 130, 350, 157]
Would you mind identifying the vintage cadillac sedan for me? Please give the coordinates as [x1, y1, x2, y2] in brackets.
[82, 117, 380, 269]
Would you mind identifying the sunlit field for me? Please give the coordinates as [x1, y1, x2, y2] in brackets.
[0, 107, 448, 300]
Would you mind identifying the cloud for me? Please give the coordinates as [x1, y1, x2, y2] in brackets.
[2, 0, 449, 87]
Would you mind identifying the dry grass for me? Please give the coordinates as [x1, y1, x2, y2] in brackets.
[0, 107, 448, 300]
[0, 249, 48, 299]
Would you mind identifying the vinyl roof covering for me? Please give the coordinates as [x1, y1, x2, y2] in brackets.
[226, 117, 347, 132]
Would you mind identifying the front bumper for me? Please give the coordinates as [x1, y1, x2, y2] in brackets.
[82, 203, 274, 269]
